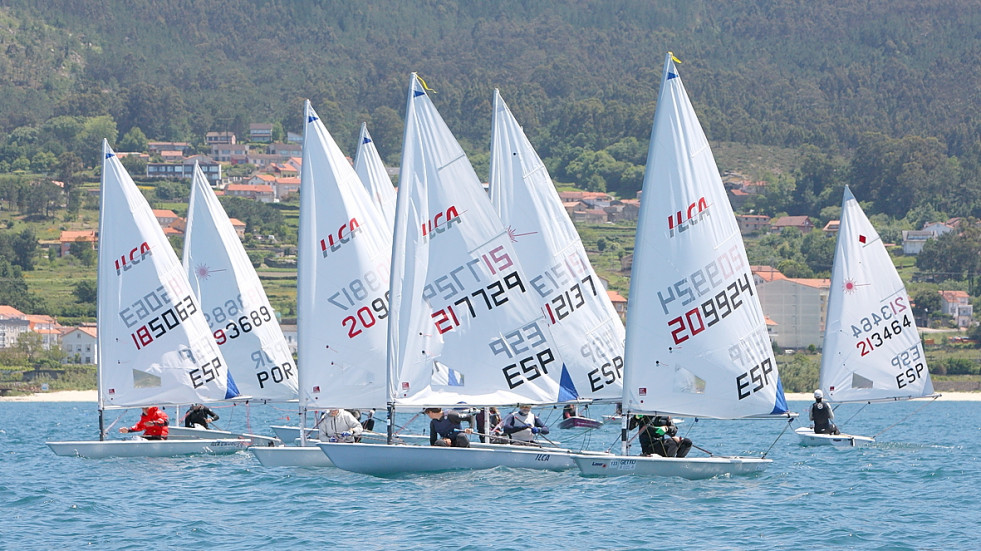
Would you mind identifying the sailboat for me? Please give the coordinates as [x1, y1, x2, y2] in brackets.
[321, 74, 606, 474]
[47, 141, 250, 458]
[573, 53, 790, 479]
[795, 186, 938, 447]
[168, 162, 295, 446]
[489, 89, 625, 429]
[353, 123, 397, 233]
[251, 101, 396, 467]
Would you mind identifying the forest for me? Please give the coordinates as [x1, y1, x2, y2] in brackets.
[1, 0, 980, 333]
[0, 1, 979, 217]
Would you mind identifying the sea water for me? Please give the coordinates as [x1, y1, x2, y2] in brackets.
[1, 399, 978, 550]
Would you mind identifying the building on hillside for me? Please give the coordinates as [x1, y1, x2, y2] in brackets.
[939, 290, 975, 328]
[274, 177, 300, 201]
[727, 188, 751, 209]
[225, 183, 275, 203]
[736, 214, 770, 235]
[249, 123, 274, 142]
[59, 230, 97, 257]
[206, 131, 237, 146]
[753, 267, 830, 349]
[61, 325, 97, 364]
[572, 208, 610, 224]
[229, 218, 246, 238]
[27, 314, 63, 350]
[822, 220, 840, 236]
[146, 155, 222, 185]
[607, 290, 627, 321]
[279, 324, 297, 354]
[286, 131, 303, 144]
[902, 221, 955, 255]
[211, 143, 249, 163]
[159, 150, 184, 162]
[152, 209, 179, 227]
[148, 142, 191, 155]
[0, 305, 30, 348]
[268, 142, 302, 157]
[769, 215, 814, 234]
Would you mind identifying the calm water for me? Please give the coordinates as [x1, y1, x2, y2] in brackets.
[2, 399, 978, 550]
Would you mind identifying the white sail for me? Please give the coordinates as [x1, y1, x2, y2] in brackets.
[98, 140, 237, 408]
[388, 74, 568, 408]
[820, 186, 934, 402]
[298, 101, 393, 409]
[623, 54, 787, 418]
[354, 123, 397, 234]
[489, 90, 625, 402]
[183, 163, 298, 401]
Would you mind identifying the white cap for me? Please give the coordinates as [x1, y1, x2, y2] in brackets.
[813, 389, 824, 399]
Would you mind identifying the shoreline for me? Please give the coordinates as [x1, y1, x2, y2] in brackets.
[2, 390, 980, 403]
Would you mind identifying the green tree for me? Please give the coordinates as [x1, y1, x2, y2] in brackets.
[118, 126, 149, 152]
[72, 279, 97, 303]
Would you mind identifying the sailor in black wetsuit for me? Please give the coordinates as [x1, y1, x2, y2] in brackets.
[809, 390, 839, 434]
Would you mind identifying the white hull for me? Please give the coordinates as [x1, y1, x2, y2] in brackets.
[270, 425, 317, 443]
[319, 442, 586, 475]
[47, 438, 250, 458]
[795, 427, 875, 448]
[167, 426, 280, 447]
[573, 454, 770, 479]
[250, 445, 333, 467]
[271, 425, 429, 446]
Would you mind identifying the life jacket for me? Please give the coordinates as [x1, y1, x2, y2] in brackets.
[811, 401, 832, 433]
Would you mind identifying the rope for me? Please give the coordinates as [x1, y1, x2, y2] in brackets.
[839, 402, 869, 426]
[872, 395, 940, 439]
[761, 416, 795, 458]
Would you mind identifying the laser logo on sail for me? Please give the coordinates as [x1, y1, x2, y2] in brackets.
[421, 205, 462, 242]
[667, 196, 710, 237]
[320, 217, 362, 256]
[114, 241, 152, 275]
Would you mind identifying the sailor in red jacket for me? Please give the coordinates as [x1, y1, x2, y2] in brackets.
[120, 406, 169, 440]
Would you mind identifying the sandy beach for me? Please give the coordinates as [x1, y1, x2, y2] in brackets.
[2, 390, 979, 402]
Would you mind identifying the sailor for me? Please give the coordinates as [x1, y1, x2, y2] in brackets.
[628, 415, 692, 457]
[501, 404, 549, 445]
[424, 407, 473, 447]
[809, 389, 840, 435]
[183, 403, 219, 429]
[120, 406, 169, 440]
[318, 408, 364, 443]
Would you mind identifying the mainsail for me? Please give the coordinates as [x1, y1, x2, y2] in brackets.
[298, 101, 393, 409]
[183, 162, 297, 401]
[489, 90, 625, 402]
[623, 55, 788, 418]
[353, 123, 397, 234]
[98, 140, 237, 408]
[388, 74, 568, 407]
[820, 186, 934, 402]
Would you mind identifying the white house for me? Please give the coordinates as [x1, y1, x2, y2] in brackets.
[61, 326, 98, 364]
[753, 269, 830, 349]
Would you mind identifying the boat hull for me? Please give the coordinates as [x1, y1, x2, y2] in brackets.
[167, 426, 280, 447]
[558, 416, 603, 430]
[794, 427, 874, 447]
[573, 453, 770, 479]
[46, 439, 250, 458]
[250, 445, 333, 467]
[319, 442, 582, 475]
